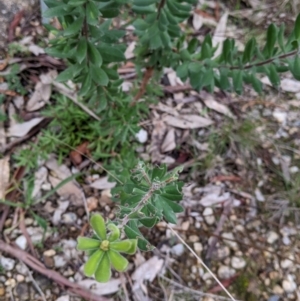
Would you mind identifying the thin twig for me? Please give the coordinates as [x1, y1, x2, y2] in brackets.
[52, 81, 101, 122]
[167, 225, 238, 301]
[159, 274, 239, 301]
[21, 261, 47, 301]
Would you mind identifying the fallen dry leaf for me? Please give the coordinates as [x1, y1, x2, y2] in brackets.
[163, 114, 213, 129]
[79, 279, 122, 296]
[8, 117, 44, 137]
[27, 81, 51, 111]
[0, 156, 10, 199]
[131, 256, 164, 290]
[46, 157, 84, 206]
[89, 176, 116, 190]
[212, 11, 229, 59]
[32, 166, 48, 198]
[201, 93, 235, 119]
[161, 128, 176, 153]
[149, 117, 167, 162]
[28, 44, 45, 56]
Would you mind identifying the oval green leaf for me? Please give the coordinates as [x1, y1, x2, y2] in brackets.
[77, 237, 100, 251]
[95, 253, 111, 282]
[90, 214, 107, 240]
[83, 249, 104, 277]
[108, 250, 128, 272]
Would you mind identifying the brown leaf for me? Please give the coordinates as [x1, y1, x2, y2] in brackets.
[70, 141, 89, 165]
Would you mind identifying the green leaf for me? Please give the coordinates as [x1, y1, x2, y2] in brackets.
[108, 250, 128, 271]
[44, 5, 70, 18]
[278, 24, 286, 53]
[267, 64, 280, 87]
[98, 44, 125, 63]
[86, 1, 100, 25]
[201, 43, 212, 59]
[77, 237, 100, 250]
[188, 62, 202, 73]
[133, 19, 149, 31]
[88, 42, 103, 67]
[64, 17, 84, 36]
[232, 69, 243, 94]
[139, 217, 158, 228]
[218, 68, 230, 90]
[83, 249, 104, 277]
[107, 223, 120, 242]
[250, 73, 263, 94]
[290, 56, 300, 80]
[95, 253, 111, 282]
[264, 23, 277, 58]
[132, 5, 156, 14]
[110, 240, 132, 252]
[242, 38, 256, 64]
[90, 66, 109, 86]
[100, 8, 120, 18]
[90, 214, 107, 240]
[176, 62, 189, 80]
[294, 13, 300, 41]
[133, 0, 157, 6]
[31, 212, 47, 232]
[78, 73, 92, 96]
[124, 221, 153, 251]
[55, 65, 76, 82]
[76, 38, 87, 64]
[125, 239, 138, 254]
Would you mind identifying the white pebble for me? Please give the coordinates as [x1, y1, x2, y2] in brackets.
[193, 242, 203, 255]
[135, 129, 148, 143]
[62, 212, 77, 224]
[0, 256, 15, 271]
[222, 232, 238, 250]
[231, 256, 246, 269]
[15, 235, 27, 250]
[217, 265, 235, 279]
[203, 207, 215, 225]
[273, 285, 284, 294]
[54, 255, 67, 268]
[282, 275, 297, 293]
[289, 166, 299, 173]
[273, 110, 287, 123]
[171, 244, 184, 256]
[267, 231, 279, 244]
[43, 249, 56, 257]
[255, 188, 265, 202]
[281, 257, 293, 269]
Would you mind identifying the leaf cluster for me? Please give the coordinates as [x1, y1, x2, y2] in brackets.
[113, 162, 184, 251]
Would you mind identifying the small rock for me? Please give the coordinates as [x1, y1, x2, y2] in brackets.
[267, 231, 279, 244]
[14, 283, 31, 300]
[289, 166, 299, 173]
[43, 249, 56, 257]
[24, 218, 33, 226]
[15, 274, 24, 282]
[217, 246, 230, 259]
[15, 235, 27, 250]
[62, 212, 77, 224]
[217, 265, 235, 279]
[44, 256, 54, 268]
[0, 256, 15, 271]
[171, 244, 185, 256]
[273, 285, 284, 295]
[282, 275, 297, 293]
[135, 129, 148, 143]
[282, 236, 291, 245]
[222, 232, 238, 250]
[193, 242, 203, 255]
[54, 255, 67, 268]
[5, 278, 16, 287]
[188, 235, 199, 242]
[181, 220, 190, 231]
[86, 197, 98, 212]
[269, 294, 281, 301]
[0, 285, 5, 296]
[255, 188, 265, 202]
[273, 110, 287, 123]
[280, 256, 294, 269]
[231, 256, 246, 269]
[203, 207, 215, 225]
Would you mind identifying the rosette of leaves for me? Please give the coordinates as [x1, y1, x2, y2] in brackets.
[114, 162, 184, 251]
[77, 214, 137, 282]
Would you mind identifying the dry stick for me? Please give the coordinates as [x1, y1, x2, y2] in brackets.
[205, 199, 233, 261]
[167, 225, 238, 301]
[159, 274, 237, 301]
[0, 240, 109, 301]
[130, 67, 154, 106]
[19, 209, 38, 258]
